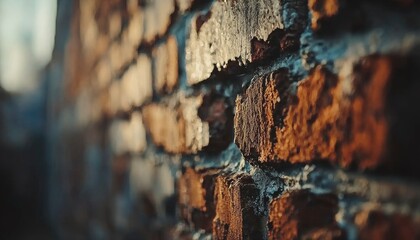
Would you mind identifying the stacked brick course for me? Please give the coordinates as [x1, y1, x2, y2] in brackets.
[48, 0, 420, 239]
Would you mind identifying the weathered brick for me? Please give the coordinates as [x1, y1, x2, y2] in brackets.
[153, 36, 179, 94]
[178, 167, 220, 232]
[142, 92, 232, 154]
[234, 68, 291, 161]
[235, 55, 420, 171]
[186, 0, 307, 84]
[213, 173, 263, 240]
[268, 190, 345, 240]
[355, 210, 420, 240]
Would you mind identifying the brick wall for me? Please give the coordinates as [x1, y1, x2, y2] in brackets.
[47, 0, 420, 239]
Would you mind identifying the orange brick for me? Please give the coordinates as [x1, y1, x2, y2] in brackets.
[213, 173, 263, 240]
[235, 55, 420, 172]
[268, 190, 345, 240]
[178, 167, 220, 232]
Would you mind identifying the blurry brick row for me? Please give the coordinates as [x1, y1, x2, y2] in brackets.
[235, 54, 420, 173]
[142, 91, 233, 154]
[93, 34, 179, 119]
[178, 167, 420, 239]
[110, 54, 153, 113]
[78, 0, 200, 77]
[108, 155, 178, 238]
[76, 0, 184, 121]
[79, 0, 175, 63]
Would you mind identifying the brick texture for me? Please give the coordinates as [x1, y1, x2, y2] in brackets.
[213, 173, 263, 240]
[268, 190, 345, 240]
[235, 55, 420, 172]
[46, 0, 420, 239]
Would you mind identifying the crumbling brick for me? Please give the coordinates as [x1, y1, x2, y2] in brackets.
[178, 167, 220, 232]
[234, 68, 291, 161]
[355, 210, 420, 240]
[235, 55, 420, 171]
[186, 0, 307, 84]
[213, 173, 263, 240]
[268, 190, 345, 240]
[251, 29, 301, 62]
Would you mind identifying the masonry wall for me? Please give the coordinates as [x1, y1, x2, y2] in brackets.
[48, 0, 420, 239]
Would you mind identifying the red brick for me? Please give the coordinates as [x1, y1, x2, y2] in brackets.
[213, 173, 263, 240]
[178, 167, 220, 232]
[235, 55, 420, 171]
[268, 190, 345, 240]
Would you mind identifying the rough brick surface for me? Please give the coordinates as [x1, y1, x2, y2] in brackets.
[235, 55, 420, 171]
[178, 167, 220, 232]
[213, 173, 263, 240]
[268, 190, 345, 240]
[186, 0, 307, 84]
[47, 0, 420, 239]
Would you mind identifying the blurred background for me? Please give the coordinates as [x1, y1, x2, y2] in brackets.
[0, 0, 56, 238]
